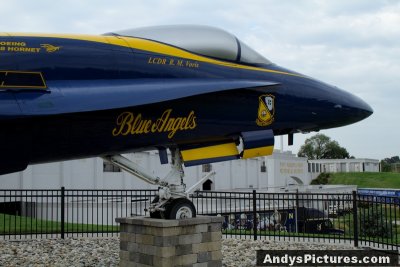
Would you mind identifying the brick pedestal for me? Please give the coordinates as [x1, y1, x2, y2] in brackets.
[116, 216, 224, 267]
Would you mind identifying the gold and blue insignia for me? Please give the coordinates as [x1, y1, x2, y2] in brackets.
[40, 44, 61, 52]
[256, 94, 275, 126]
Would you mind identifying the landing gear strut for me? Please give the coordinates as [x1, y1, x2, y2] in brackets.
[102, 149, 214, 219]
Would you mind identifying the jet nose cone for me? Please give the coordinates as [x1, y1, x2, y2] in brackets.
[346, 93, 373, 121]
[333, 89, 373, 126]
[359, 98, 373, 118]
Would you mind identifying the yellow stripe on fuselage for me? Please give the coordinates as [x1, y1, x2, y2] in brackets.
[5, 32, 303, 77]
[242, 145, 274, 159]
[181, 143, 239, 162]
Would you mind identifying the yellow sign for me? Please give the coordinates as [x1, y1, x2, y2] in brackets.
[0, 41, 61, 53]
[256, 94, 275, 126]
[112, 109, 197, 139]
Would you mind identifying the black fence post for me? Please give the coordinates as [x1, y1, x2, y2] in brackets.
[252, 190, 257, 240]
[295, 189, 299, 233]
[352, 190, 358, 247]
[61, 186, 65, 239]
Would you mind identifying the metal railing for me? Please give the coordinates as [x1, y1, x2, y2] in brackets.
[191, 190, 400, 252]
[0, 188, 157, 239]
[0, 188, 399, 253]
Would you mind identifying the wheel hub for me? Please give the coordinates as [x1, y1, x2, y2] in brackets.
[175, 206, 193, 219]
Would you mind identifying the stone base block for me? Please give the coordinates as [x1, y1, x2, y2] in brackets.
[116, 216, 224, 267]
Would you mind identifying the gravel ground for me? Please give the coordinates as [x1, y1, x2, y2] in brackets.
[0, 237, 357, 267]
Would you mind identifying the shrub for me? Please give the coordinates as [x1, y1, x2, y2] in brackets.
[360, 205, 392, 238]
[310, 173, 330, 185]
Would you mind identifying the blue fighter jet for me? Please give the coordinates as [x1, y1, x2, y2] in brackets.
[0, 25, 372, 218]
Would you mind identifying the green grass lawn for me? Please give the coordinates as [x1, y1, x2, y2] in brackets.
[328, 172, 400, 188]
[0, 213, 119, 234]
[223, 229, 352, 239]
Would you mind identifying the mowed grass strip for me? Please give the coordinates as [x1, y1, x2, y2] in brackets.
[328, 172, 400, 188]
[0, 213, 118, 234]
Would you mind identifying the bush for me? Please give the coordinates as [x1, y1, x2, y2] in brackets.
[357, 201, 372, 209]
[310, 173, 330, 185]
[360, 205, 392, 238]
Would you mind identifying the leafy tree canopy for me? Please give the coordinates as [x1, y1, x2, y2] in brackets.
[382, 156, 400, 164]
[297, 134, 350, 159]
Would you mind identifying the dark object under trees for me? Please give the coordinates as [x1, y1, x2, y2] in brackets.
[310, 173, 331, 185]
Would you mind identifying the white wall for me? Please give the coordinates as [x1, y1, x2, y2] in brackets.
[0, 150, 307, 191]
[308, 158, 380, 175]
[266, 151, 309, 190]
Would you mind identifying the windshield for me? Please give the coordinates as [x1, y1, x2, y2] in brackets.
[108, 25, 271, 65]
[239, 40, 271, 65]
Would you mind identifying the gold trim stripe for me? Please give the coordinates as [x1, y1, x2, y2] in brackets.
[5, 32, 304, 78]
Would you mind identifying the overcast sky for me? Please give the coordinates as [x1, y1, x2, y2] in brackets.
[1, 0, 399, 160]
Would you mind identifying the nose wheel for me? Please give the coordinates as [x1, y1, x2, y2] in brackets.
[162, 198, 196, 219]
[150, 197, 196, 219]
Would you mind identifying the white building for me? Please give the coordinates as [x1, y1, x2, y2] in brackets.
[0, 151, 379, 191]
[0, 151, 371, 224]
[308, 158, 380, 180]
[0, 150, 310, 191]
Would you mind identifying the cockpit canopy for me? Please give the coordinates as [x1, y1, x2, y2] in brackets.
[108, 25, 271, 65]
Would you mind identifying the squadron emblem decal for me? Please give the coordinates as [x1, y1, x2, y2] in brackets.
[256, 94, 275, 126]
[40, 44, 62, 53]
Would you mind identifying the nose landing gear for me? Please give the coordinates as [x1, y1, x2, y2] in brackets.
[103, 149, 213, 219]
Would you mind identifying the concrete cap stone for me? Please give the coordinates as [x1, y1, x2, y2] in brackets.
[116, 216, 224, 227]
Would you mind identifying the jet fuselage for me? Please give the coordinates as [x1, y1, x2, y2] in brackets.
[0, 29, 372, 174]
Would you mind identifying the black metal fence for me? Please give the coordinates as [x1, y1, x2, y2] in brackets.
[191, 190, 400, 252]
[0, 188, 157, 239]
[192, 191, 355, 242]
[0, 188, 399, 252]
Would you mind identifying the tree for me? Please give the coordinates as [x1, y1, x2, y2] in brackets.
[382, 156, 400, 164]
[297, 134, 350, 159]
[380, 160, 391, 172]
[381, 156, 400, 172]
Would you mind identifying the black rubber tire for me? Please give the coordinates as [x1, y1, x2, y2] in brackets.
[164, 198, 196, 219]
[149, 196, 161, 218]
